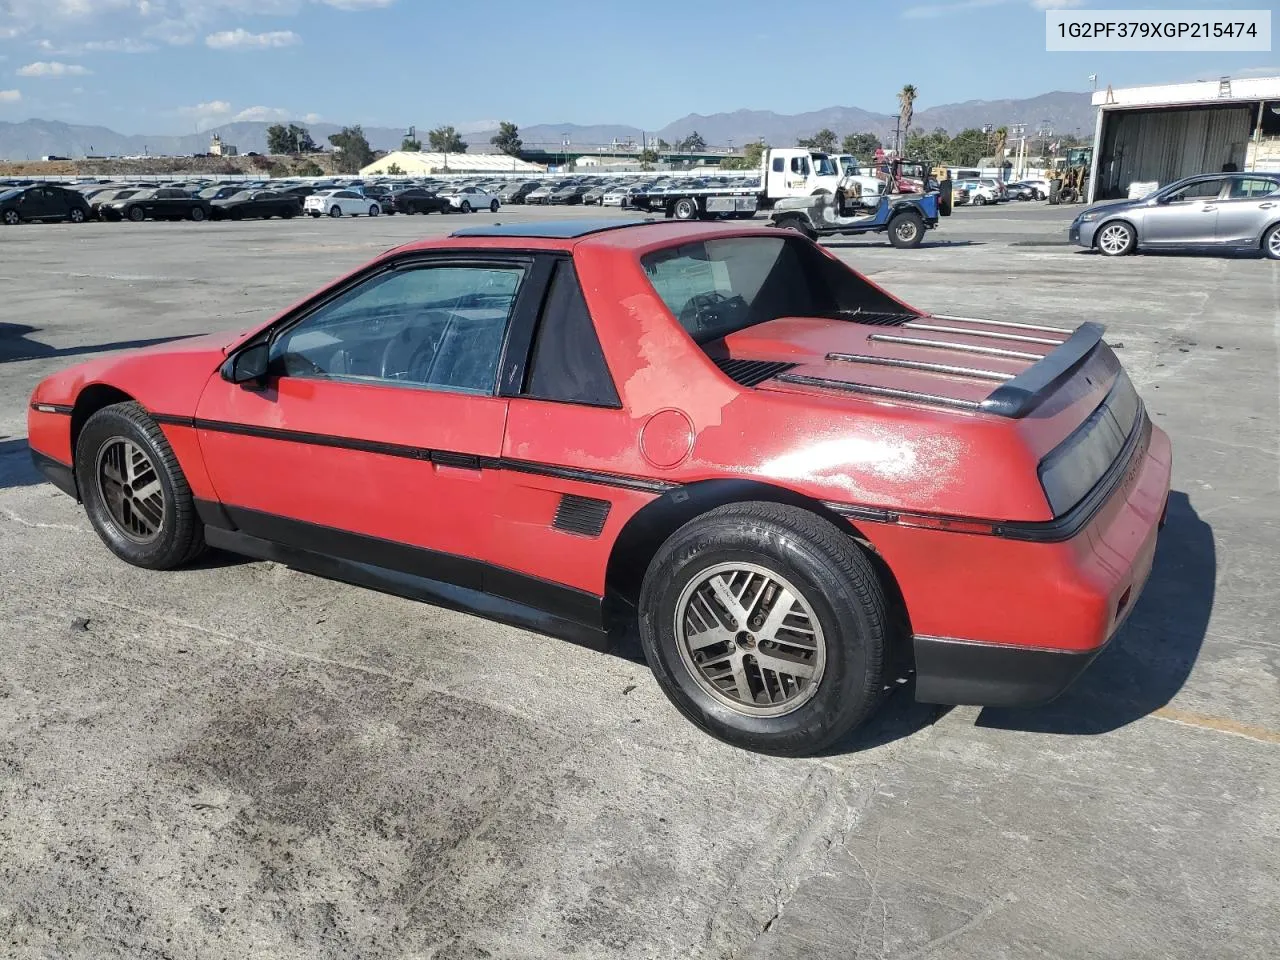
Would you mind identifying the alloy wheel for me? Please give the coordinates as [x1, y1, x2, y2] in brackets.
[674, 562, 826, 718]
[96, 438, 165, 543]
[1098, 224, 1131, 255]
[1268, 229, 1280, 259]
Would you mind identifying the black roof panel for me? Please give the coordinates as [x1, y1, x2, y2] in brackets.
[449, 218, 658, 240]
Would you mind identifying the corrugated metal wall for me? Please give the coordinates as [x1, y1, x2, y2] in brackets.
[1096, 105, 1255, 199]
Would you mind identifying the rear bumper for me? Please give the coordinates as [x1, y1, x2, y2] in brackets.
[913, 633, 1110, 706]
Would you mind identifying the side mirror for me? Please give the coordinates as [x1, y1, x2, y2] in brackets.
[221, 341, 270, 385]
[1153, 195, 1171, 205]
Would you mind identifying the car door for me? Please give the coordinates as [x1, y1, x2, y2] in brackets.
[18, 188, 53, 221]
[1214, 176, 1280, 244]
[43, 187, 72, 221]
[195, 255, 537, 585]
[1141, 178, 1225, 245]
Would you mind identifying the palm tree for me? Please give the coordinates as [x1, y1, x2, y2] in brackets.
[992, 125, 1008, 167]
[897, 85, 918, 146]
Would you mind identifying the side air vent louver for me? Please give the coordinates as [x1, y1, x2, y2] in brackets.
[713, 358, 798, 387]
[553, 494, 612, 538]
[841, 311, 919, 326]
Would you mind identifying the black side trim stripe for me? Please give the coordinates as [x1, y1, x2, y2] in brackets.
[29, 402, 74, 415]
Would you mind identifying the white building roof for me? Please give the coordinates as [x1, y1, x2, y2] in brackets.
[361, 151, 545, 175]
[1093, 75, 1280, 110]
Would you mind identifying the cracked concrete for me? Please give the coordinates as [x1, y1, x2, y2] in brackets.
[1, 204, 1278, 958]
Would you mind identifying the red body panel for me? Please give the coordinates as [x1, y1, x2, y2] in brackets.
[26, 221, 1171, 662]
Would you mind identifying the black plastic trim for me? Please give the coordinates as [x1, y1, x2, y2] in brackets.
[194, 498, 235, 530]
[980, 322, 1105, 418]
[202, 525, 610, 651]
[913, 633, 1109, 706]
[553, 494, 611, 537]
[29, 402, 74, 415]
[498, 458, 676, 495]
[30, 450, 78, 499]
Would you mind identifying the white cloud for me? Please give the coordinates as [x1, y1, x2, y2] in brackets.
[205, 28, 301, 50]
[38, 36, 156, 53]
[0, 89, 22, 103]
[16, 60, 92, 77]
[177, 99, 233, 129]
[303, 112, 323, 124]
[320, 0, 395, 8]
[231, 105, 290, 122]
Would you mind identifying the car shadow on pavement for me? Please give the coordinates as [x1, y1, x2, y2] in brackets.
[822, 240, 982, 250]
[976, 490, 1213, 736]
[0, 437, 43, 489]
[0, 323, 202, 364]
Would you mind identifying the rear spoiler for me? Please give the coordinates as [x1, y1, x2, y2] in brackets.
[980, 321, 1105, 418]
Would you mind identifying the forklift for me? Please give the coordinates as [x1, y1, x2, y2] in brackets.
[1050, 147, 1093, 204]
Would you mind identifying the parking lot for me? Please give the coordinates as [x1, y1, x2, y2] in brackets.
[2, 203, 1278, 959]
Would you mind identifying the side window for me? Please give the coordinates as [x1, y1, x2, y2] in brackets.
[272, 264, 525, 395]
[1228, 178, 1280, 199]
[771, 157, 785, 173]
[1166, 179, 1225, 203]
[790, 157, 810, 176]
[523, 260, 620, 408]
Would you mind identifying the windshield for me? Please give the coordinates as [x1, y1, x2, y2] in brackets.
[641, 236, 910, 343]
[812, 154, 837, 177]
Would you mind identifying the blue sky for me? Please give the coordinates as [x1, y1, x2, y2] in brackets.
[0, 0, 1273, 136]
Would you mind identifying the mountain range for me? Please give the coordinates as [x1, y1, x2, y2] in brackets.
[0, 92, 1095, 161]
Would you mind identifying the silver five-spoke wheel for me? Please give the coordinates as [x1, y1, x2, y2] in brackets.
[675, 562, 826, 718]
[1268, 227, 1280, 259]
[97, 438, 165, 543]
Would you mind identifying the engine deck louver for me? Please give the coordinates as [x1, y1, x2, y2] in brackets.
[553, 494, 611, 538]
[841, 311, 920, 326]
[712, 358, 798, 387]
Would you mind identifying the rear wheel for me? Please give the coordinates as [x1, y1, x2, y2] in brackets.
[639, 502, 889, 756]
[973, 195, 987, 206]
[774, 215, 817, 242]
[75, 402, 206, 571]
[2, 210, 20, 225]
[330, 205, 342, 218]
[190, 206, 206, 222]
[888, 211, 924, 249]
[128, 207, 146, 222]
[673, 197, 697, 220]
[1096, 221, 1136, 257]
[490, 199, 500, 212]
[1263, 223, 1280, 260]
[369, 204, 380, 217]
[68, 208, 86, 224]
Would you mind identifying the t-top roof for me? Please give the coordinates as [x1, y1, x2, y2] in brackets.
[449, 218, 658, 240]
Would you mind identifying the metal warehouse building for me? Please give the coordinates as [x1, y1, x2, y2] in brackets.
[1088, 76, 1280, 201]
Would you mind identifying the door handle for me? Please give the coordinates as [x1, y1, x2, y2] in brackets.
[1261, 202, 1276, 209]
[1201, 206, 1216, 212]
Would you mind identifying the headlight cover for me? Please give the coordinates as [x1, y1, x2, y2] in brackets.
[1078, 211, 1100, 222]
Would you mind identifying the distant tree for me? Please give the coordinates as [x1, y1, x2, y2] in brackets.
[797, 128, 838, 153]
[384, 162, 405, 176]
[743, 139, 767, 168]
[638, 148, 659, 170]
[429, 125, 467, 153]
[948, 128, 987, 166]
[656, 138, 670, 151]
[294, 159, 324, 177]
[841, 132, 881, 157]
[327, 125, 374, 173]
[267, 123, 317, 155]
[675, 131, 706, 152]
[897, 84, 918, 146]
[991, 125, 1008, 166]
[401, 137, 422, 152]
[905, 128, 952, 163]
[490, 121, 522, 157]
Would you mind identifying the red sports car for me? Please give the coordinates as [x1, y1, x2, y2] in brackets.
[27, 219, 1171, 755]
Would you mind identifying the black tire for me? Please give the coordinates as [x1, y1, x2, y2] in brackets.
[1095, 220, 1136, 257]
[638, 502, 889, 756]
[369, 205, 380, 217]
[282, 208, 295, 219]
[68, 208, 86, 224]
[460, 200, 472, 213]
[330, 205, 342, 218]
[490, 199, 500, 212]
[190, 206, 206, 222]
[1034, 189, 1046, 201]
[310, 211, 321, 218]
[673, 197, 697, 220]
[128, 207, 146, 222]
[973, 195, 987, 206]
[888, 211, 924, 249]
[75, 401, 206, 571]
[774, 215, 817, 242]
[1263, 223, 1280, 260]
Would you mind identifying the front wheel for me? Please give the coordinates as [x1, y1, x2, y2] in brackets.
[369, 205, 380, 217]
[972, 195, 987, 206]
[639, 502, 889, 756]
[190, 206, 206, 222]
[460, 200, 472, 213]
[128, 207, 146, 222]
[2, 210, 20, 225]
[1262, 223, 1280, 260]
[75, 402, 206, 570]
[888, 211, 924, 249]
[1096, 221, 1136, 257]
[68, 208, 86, 223]
[330, 206, 342, 218]
[490, 199, 500, 212]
